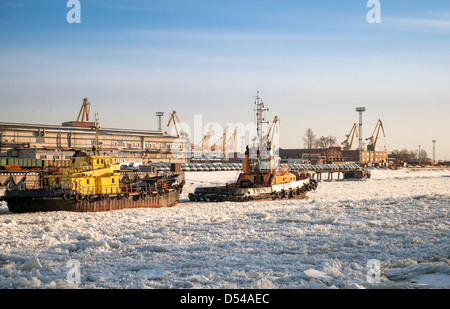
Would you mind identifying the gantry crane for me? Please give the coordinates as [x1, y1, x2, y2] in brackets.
[167, 110, 189, 138]
[366, 119, 385, 151]
[341, 123, 358, 150]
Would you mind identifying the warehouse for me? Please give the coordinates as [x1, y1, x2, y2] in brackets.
[0, 121, 190, 166]
[279, 147, 388, 166]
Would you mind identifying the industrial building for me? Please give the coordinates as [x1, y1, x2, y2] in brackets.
[279, 147, 388, 166]
[0, 99, 190, 166]
[280, 107, 389, 166]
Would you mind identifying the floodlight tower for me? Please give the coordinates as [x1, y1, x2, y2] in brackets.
[356, 107, 366, 150]
[432, 140, 436, 163]
[156, 112, 164, 132]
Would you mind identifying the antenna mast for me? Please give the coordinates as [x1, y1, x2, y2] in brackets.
[92, 112, 101, 156]
[254, 91, 269, 156]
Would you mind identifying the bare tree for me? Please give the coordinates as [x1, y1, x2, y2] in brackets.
[418, 149, 430, 162]
[315, 135, 337, 149]
[303, 128, 316, 150]
[391, 148, 430, 163]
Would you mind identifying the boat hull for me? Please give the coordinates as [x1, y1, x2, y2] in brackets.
[1, 188, 182, 213]
[189, 179, 317, 202]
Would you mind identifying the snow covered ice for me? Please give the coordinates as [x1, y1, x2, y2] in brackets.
[0, 168, 449, 289]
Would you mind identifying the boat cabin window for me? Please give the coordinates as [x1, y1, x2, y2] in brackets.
[254, 175, 264, 185]
[86, 179, 90, 185]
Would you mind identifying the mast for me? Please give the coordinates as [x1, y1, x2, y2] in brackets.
[254, 91, 269, 157]
[92, 112, 101, 156]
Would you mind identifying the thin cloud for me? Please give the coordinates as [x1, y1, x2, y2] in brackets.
[88, 0, 171, 13]
[387, 17, 450, 31]
[130, 29, 339, 43]
[1, 1, 25, 8]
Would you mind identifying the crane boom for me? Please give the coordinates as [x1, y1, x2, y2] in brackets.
[366, 119, 385, 151]
[167, 111, 188, 138]
[266, 116, 279, 152]
[193, 124, 213, 156]
[226, 127, 238, 153]
[342, 123, 358, 150]
[77, 98, 91, 122]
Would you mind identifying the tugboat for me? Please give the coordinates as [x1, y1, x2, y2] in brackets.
[188, 93, 317, 202]
[0, 115, 185, 213]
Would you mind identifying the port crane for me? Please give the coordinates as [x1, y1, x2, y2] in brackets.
[77, 98, 91, 122]
[341, 123, 358, 150]
[366, 119, 385, 151]
[211, 126, 228, 158]
[167, 111, 189, 138]
[192, 124, 213, 157]
[225, 127, 238, 154]
[265, 116, 279, 152]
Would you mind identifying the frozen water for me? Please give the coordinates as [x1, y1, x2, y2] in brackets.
[0, 168, 449, 289]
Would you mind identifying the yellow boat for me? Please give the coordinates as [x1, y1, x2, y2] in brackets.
[1, 116, 185, 213]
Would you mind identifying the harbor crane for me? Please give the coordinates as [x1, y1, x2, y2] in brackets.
[167, 111, 189, 138]
[265, 116, 279, 152]
[341, 123, 358, 150]
[77, 98, 91, 122]
[211, 126, 228, 158]
[192, 124, 213, 157]
[366, 119, 385, 151]
[225, 127, 238, 154]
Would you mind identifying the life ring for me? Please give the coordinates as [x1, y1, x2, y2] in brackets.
[75, 194, 83, 202]
[291, 189, 297, 197]
[124, 193, 130, 199]
[62, 192, 71, 201]
[140, 192, 147, 199]
[86, 195, 92, 202]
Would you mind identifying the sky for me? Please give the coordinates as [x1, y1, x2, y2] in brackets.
[0, 0, 449, 160]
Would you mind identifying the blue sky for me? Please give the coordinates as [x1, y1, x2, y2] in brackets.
[1, 0, 449, 159]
